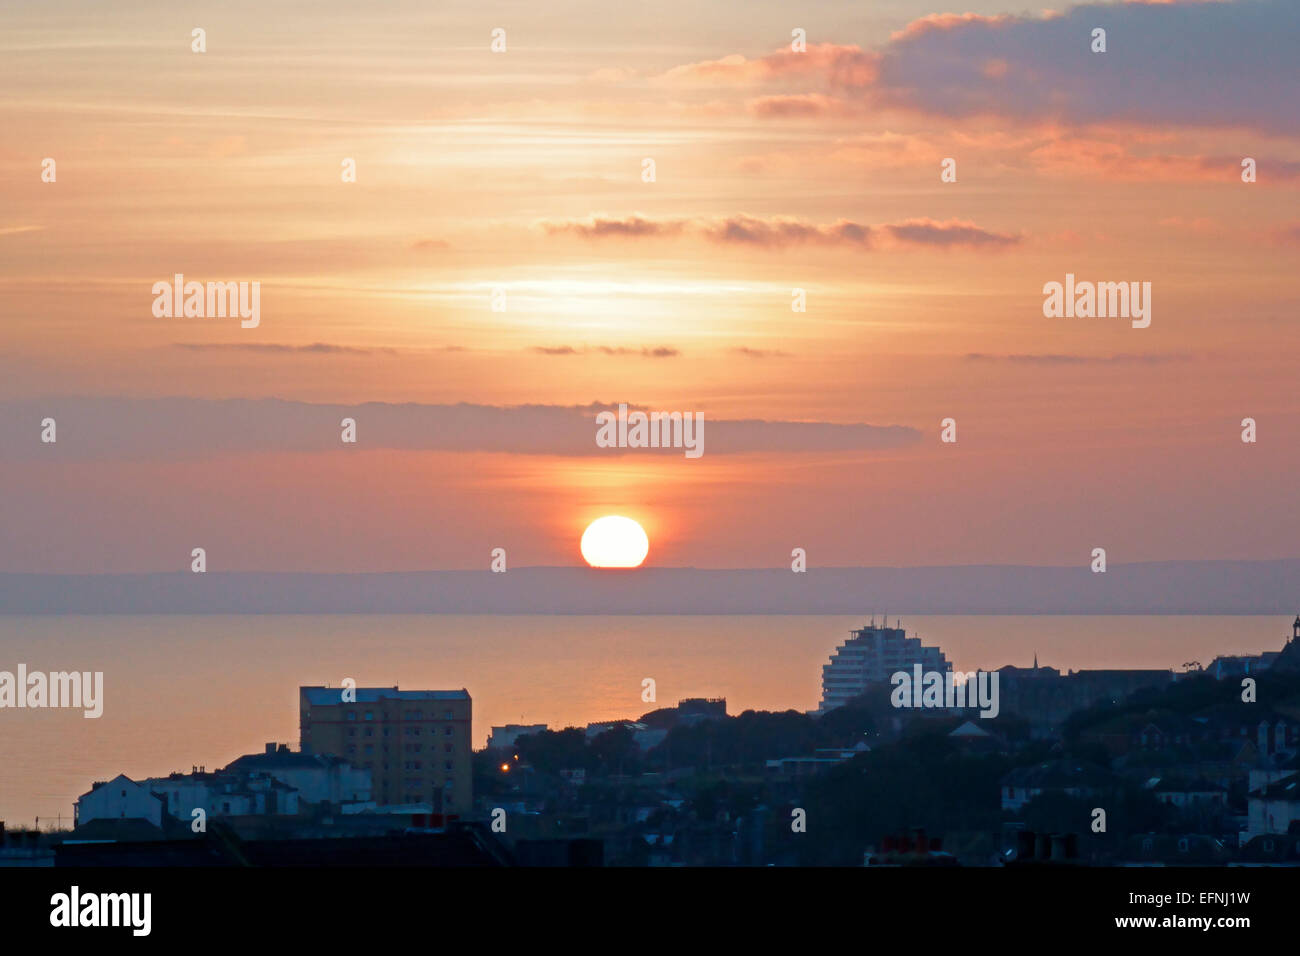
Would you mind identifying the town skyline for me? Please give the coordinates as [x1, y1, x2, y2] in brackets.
[4, 612, 1297, 831]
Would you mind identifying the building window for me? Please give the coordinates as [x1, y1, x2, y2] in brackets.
[364, 728, 373, 737]
[365, 711, 374, 721]
[444, 727, 453, 736]
[444, 710, 454, 720]
[346, 712, 357, 721]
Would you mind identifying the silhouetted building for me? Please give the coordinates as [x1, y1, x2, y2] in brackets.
[75, 775, 165, 828]
[487, 724, 548, 751]
[1000, 760, 1119, 812]
[1268, 616, 1300, 673]
[996, 661, 1172, 731]
[819, 620, 950, 712]
[77, 767, 307, 828]
[1003, 830, 1081, 866]
[675, 698, 727, 724]
[223, 743, 371, 807]
[1247, 772, 1300, 839]
[1206, 652, 1279, 679]
[300, 686, 471, 814]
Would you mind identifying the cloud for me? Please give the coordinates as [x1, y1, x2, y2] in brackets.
[873, 0, 1299, 134]
[746, 94, 855, 118]
[888, 12, 1017, 43]
[827, 131, 941, 169]
[173, 342, 388, 355]
[0, 398, 920, 460]
[658, 43, 877, 89]
[822, 126, 1300, 185]
[884, 218, 1020, 248]
[531, 346, 680, 358]
[699, 215, 873, 248]
[666, 2, 1299, 135]
[730, 347, 791, 359]
[602, 346, 678, 358]
[964, 352, 1192, 365]
[1028, 137, 1300, 183]
[542, 216, 686, 239]
[543, 214, 1019, 251]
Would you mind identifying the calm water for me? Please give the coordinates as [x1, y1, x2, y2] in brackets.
[0, 614, 1290, 827]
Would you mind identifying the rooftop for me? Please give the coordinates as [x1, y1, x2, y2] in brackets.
[1254, 772, 1300, 801]
[224, 750, 350, 772]
[301, 686, 470, 705]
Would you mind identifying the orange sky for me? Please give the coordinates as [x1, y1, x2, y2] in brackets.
[1, 0, 1298, 572]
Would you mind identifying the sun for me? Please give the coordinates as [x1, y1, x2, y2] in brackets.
[581, 515, 649, 568]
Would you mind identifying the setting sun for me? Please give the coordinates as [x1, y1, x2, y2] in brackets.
[580, 516, 650, 568]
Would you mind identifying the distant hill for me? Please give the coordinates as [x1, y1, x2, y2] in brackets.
[2, 559, 1298, 614]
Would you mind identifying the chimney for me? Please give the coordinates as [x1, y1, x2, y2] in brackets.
[278, 744, 290, 753]
[1050, 834, 1070, 861]
[266, 743, 276, 754]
